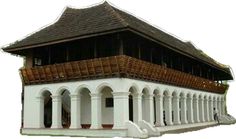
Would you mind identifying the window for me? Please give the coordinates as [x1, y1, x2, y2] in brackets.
[105, 98, 113, 107]
[34, 58, 42, 66]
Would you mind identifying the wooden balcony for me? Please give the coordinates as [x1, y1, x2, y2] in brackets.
[20, 55, 228, 94]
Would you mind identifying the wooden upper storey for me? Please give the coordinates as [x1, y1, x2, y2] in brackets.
[2, 2, 232, 90]
[20, 55, 228, 94]
[17, 31, 232, 81]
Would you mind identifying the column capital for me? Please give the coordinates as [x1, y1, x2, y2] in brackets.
[51, 95, 62, 100]
[187, 96, 193, 100]
[198, 97, 204, 101]
[70, 94, 81, 101]
[173, 96, 180, 99]
[180, 96, 187, 100]
[155, 94, 163, 98]
[90, 93, 102, 98]
[165, 95, 172, 99]
[193, 97, 198, 101]
[132, 93, 143, 98]
[144, 94, 154, 100]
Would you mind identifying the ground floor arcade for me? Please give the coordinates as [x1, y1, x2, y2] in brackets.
[22, 78, 228, 137]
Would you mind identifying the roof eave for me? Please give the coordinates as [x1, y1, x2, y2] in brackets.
[3, 27, 129, 53]
[127, 27, 233, 78]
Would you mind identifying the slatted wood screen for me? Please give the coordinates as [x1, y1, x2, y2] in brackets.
[20, 55, 228, 94]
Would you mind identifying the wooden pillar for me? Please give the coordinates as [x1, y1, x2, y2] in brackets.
[118, 34, 124, 55]
[66, 46, 69, 62]
[170, 53, 173, 68]
[138, 44, 141, 59]
[48, 46, 51, 65]
[161, 49, 164, 65]
[94, 39, 97, 58]
[199, 66, 202, 77]
[150, 48, 153, 63]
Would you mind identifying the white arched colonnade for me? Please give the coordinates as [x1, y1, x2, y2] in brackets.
[23, 78, 226, 130]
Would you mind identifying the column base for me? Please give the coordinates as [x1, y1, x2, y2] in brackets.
[70, 125, 82, 129]
[188, 120, 194, 124]
[174, 121, 181, 125]
[181, 120, 188, 124]
[166, 122, 173, 126]
[155, 122, 165, 127]
[51, 125, 63, 129]
[90, 125, 102, 129]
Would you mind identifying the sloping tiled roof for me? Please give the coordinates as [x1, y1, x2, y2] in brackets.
[3, 2, 232, 78]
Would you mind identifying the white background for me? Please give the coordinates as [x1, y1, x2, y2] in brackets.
[0, 0, 235, 138]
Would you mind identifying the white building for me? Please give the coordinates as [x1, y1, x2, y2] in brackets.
[3, 2, 235, 138]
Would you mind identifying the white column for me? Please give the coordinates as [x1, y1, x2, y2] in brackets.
[214, 99, 217, 111]
[164, 95, 173, 126]
[204, 98, 209, 122]
[193, 97, 200, 123]
[199, 97, 205, 122]
[112, 92, 129, 129]
[144, 94, 154, 125]
[51, 95, 62, 128]
[36, 96, 45, 128]
[209, 98, 214, 121]
[155, 94, 164, 126]
[218, 99, 222, 116]
[133, 93, 142, 124]
[187, 95, 194, 123]
[180, 96, 188, 124]
[70, 94, 81, 129]
[221, 99, 225, 115]
[90, 93, 102, 129]
[172, 96, 181, 125]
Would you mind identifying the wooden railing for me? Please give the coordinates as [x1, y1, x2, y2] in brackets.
[20, 55, 228, 94]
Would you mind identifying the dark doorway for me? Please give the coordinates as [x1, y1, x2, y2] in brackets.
[44, 92, 52, 128]
[61, 90, 71, 128]
[129, 95, 133, 122]
[153, 97, 156, 124]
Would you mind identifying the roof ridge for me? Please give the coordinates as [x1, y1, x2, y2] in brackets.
[104, 2, 129, 27]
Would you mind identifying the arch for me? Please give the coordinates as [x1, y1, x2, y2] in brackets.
[179, 92, 186, 98]
[74, 84, 93, 96]
[187, 92, 193, 99]
[61, 89, 71, 128]
[163, 89, 171, 96]
[141, 85, 152, 95]
[186, 92, 194, 123]
[213, 96, 216, 101]
[193, 93, 198, 99]
[172, 91, 179, 97]
[141, 87, 151, 122]
[163, 89, 172, 126]
[55, 86, 71, 96]
[198, 94, 204, 99]
[42, 90, 52, 128]
[126, 83, 140, 94]
[221, 97, 224, 101]
[79, 87, 92, 129]
[38, 87, 53, 98]
[99, 85, 114, 129]
[153, 87, 162, 96]
[128, 84, 140, 123]
[96, 82, 115, 94]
